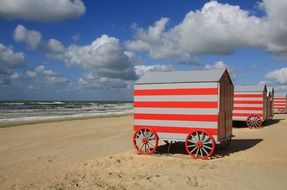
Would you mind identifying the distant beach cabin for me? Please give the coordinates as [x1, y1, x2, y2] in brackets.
[133, 68, 233, 159]
[274, 92, 287, 114]
[233, 85, 268, 128]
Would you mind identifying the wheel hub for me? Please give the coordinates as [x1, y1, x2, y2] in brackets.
[196, 141, 203, 148]
[142, 137, 148, 144]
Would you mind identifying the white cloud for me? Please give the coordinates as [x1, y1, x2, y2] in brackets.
[204, 61, 227, 69]
[27, 70, 37, 78]
[26, 65, 69, 86]
[124, 51, 144, 65]
[47, 35, 137, 80]
[13, 25, 42, 49]
[266, 68, 287, 84]
[126, 0, 287, 61]
[0, 43, 25, 74]
[0, 0, 85, 22]
[10, 72, 20, 80]
[78, 73, 129, 89]
[135, 64, 175, 77]
[203, 61, 236, 79]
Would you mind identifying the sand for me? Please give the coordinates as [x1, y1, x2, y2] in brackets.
[0, 114, 287, 190]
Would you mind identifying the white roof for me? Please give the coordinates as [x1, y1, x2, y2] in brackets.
[274, 92, 287, 97]
[135, 68, 230, 84]
[235, 85, 266, 92]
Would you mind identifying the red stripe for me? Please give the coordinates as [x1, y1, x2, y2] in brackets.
[134, 101, 218, 108]
[274, 98, 286, 100]
[234, 101, 263, 104]
[134, 113, 218, 122]
[233, 113, 263, 117]
[274, 101, 286, 103]
[234, 94, 262, 98]
[134, 88, 218, 96]
[233, 107, 263, 110]
[134, 125, 218, 135]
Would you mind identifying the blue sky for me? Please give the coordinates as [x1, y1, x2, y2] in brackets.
[0, 0, 286, 100]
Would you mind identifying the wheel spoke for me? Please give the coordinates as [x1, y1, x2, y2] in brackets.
[146, 143, 151, 151]
[199, 133, 204, 141]
[148, 142, 155, 148]
[195, 148, 199, 158]
[202, 134, 209, 143]
[188, 144, 196, 148]
[202, 146, 209, 155]
[146, 131, 152, 139]
[139, 143, 145, 151]
[199, 148, 203, 158]
[188, 137, 197, 143]
[203, 145, 212, 150]
[196, 132, 200, 142]
[190, 146, 198, 153]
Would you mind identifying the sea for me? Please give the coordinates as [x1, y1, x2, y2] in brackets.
[0, 101, 133, 126]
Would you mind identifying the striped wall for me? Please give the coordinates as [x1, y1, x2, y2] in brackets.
[134, 82, 220, 142]
[274, 96, 287, 113]
[232, 92, 265, 121]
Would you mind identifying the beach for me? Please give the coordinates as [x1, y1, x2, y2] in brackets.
[0, 114, 287, 190]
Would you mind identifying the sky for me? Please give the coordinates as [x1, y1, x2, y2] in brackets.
[0, 0, 287, 101]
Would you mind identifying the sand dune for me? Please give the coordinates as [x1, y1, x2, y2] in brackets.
[0, 114, 287, 189]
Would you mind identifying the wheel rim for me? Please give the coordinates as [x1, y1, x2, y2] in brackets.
[246, 115, 262, 129]
[185, 130, 215, 159]
[133, 128, 158, 155]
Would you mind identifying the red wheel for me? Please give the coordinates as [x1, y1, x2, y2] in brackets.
[185, 130, 215, 159]
[133, 128, 158, 155]
[246, 115, 263, 129]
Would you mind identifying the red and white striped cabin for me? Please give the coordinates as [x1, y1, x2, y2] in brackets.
[274, 92, 287, 114]
[133, 69, 234, 159]
[267, 87, 274, 119]
[233, 85, 268, 128]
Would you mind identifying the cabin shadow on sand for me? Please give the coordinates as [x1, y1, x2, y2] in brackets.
[233, 119, 282, 128]
[155, 138, 263, 159]
[264, 118, 282, 127]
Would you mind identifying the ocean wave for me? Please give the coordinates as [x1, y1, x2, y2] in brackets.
[0, 109, 134, 123]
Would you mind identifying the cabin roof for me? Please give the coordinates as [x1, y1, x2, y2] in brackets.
[235, 85, 267, 92]
[135, 68, 231, 84]
[274, 92, 287, 97]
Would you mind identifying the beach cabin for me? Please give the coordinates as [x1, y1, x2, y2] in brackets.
[274, 92, 287, 114]
[233, 85, 268, 128]
[133, 68, 234, 159]
[267, 87, 274, 119]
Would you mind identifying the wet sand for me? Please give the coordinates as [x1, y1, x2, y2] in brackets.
[0, 114, 287, 189]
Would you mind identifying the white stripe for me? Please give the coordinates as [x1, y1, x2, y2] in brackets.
[134, 82, 217, 90]
[233, 116, 264, 121]
[234, 104, 262, 107]
[134, 119, 218, 128]
[233, 110, 262, 114]
[234, 92, 262, 95]
[234, 97, 263, 101]
[232, 116, 247, 121]
[134, 108, 219, 114]
[157, 133, 187, 142]
[157, 132, 219, 143]
[134, 95, 218, 102]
